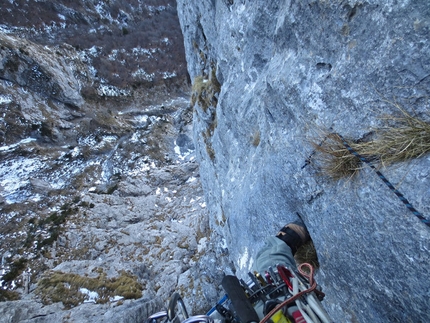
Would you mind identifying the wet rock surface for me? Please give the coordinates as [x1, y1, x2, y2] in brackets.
[177, 0, 430, 322]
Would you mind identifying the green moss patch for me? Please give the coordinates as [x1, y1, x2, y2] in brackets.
[36, 269, 143, 309]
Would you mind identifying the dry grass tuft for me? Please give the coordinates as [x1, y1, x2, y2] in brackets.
[191, 68, 221, 112]
[310, 105, 430, 180]
[0, 289, 20, 301]
[252, 130, 261, 147]
[310, 133, 362, 180]
[356, 106, 430, 167]
[295, 240, 320, 271]
[36, 269, 142, 309]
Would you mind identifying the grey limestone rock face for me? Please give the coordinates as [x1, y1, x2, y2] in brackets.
[0, 298, 161, 323]
[177, 0, 430, 322]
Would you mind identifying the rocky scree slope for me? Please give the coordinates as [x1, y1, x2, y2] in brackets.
[177, 1, 430, 322]
[1, 0, 188, 89]
[0, 1, 230, 322]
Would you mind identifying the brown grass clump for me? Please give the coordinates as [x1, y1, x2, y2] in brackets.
[191, 68, 221, 112]
[311, 133, 362, 180]
[294, 240, 320, 271]
[252, 130, 261, 147]
[356, 106, 430, 167]
[0, 289, 20, 301]
[310, 105, 430, 180]
[36, 269, 142, 309]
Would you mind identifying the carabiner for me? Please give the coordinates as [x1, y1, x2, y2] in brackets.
[147, 311, 168, 323]
[182, 315, 214, 323]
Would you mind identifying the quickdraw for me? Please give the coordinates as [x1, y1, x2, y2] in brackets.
[146, 263, 333, 323]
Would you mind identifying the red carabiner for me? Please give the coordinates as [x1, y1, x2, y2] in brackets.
[277, 265, 293, 290]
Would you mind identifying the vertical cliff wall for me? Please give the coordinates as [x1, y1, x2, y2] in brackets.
[177, 1, 430, 322]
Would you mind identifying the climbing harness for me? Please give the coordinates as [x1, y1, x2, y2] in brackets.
[336, 133, 430, 228]
[146, 263, 333, 323]
[254, 263, 332, 323]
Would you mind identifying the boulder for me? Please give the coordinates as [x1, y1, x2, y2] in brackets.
[30, 178, 52, 194]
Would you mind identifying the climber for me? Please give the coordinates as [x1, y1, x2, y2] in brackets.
[255, 220, 310, 275]
[149, 219, 333, 323]
[220, 218, 333, 323]
[253, 220, 332, 323]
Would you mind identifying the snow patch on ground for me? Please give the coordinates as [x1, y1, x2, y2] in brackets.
[0, 138, 36, 152]
[132, 47, 153, 58]
[0, 156, 45, 204]
[94, 2, 113, 23]
[110, 295, 124, 302]
[0, 94, 13, 104]
[132, 69, 155, 82]
[78, 135, 98, 147]
[174, 144, 193, 161]
[186, 177, 196, 183]
[197, 237, 208, 253]
[146, 5, 167, 14]
[80, 288, 99, 303]
[134, 115, 149, 126]
[162, 71, 177, 79]
[221, 238, 228, 249]
[97, 84, 131, 97]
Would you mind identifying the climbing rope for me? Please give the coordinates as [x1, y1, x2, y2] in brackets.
[259, 263, 320, 323]
[335, 133, 430, 228]
[302, 128, 333, 169]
